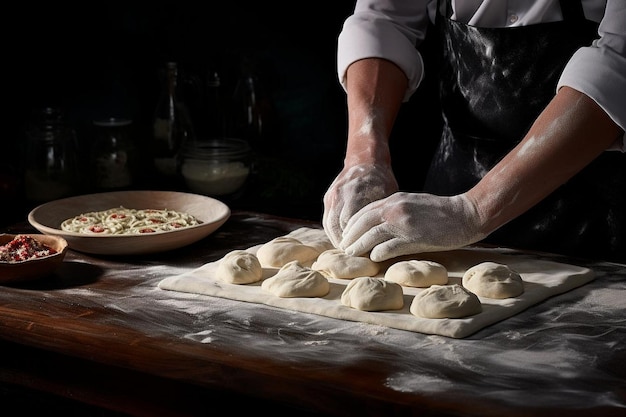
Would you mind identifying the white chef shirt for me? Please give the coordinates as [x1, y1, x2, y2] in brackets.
[337, 0, 626, 150]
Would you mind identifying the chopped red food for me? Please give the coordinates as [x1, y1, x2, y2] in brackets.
[0, 235, 57, 263]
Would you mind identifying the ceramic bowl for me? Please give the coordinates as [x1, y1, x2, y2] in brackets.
[0, 233, 68, 283]
[27, 190, 231, 255]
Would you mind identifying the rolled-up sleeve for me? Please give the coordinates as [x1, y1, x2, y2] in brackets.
[337, 1, 434, 102]
[557, 0, 626, 151]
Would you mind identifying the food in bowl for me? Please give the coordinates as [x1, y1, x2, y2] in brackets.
[27, 190, 231, 255]
[0, 234, 68, 283]
[60, 206, 202, 235]
[0, 234, 58, 263]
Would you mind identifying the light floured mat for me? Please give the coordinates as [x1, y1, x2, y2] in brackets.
[158, 227, 595, 338]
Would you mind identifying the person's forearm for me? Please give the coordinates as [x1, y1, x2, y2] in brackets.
[468, 86, 624, 234]
[344, 58, 408, 167]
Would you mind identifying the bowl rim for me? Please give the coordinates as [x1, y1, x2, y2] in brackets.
[27, 190, 231, 238]
[25, 190, 231, 255]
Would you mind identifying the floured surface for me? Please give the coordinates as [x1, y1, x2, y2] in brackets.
[158, 227, 595, 338]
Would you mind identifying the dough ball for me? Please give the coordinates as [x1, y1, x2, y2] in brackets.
[410, 284, 482, 319]
[285, 227, 335, 253]
[462, 261, 524, 299]
[261, 261, 330, 298]
[384, 260, 448, 287]
[341, 277, 404, 312]
[311, 249, 380, 279]
[256, 236, 320, 268]
[216, 250, 263, 284]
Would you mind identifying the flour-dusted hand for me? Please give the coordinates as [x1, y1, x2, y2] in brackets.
[322, 163, 398, 248]
[340, 192, 487, 262]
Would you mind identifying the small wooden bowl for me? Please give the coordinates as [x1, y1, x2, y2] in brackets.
[0, 234, 68, 283]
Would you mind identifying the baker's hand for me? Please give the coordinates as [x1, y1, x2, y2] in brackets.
[323, 163, 399, 248]
[339, 192, 486, 262]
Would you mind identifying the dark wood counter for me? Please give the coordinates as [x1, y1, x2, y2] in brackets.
[1, 211, 625, 416]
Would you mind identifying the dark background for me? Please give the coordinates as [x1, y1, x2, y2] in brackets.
[0, 3, 442, 413]
[2, 1, 441, 228]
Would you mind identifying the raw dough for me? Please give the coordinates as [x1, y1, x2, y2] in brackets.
[286, 227, 335, 253]
[341, 277, 404, 312]
[261, 261, 330, 298]
[462, 261, 524, 299]
[384, 260, 448, 287]
[215, 250, 263, 284]
[312, 249, 380, 279]
[410, 284, 482, 319]
[256, 237, 320, 268]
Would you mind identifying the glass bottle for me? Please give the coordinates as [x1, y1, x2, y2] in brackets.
[152, 62, 195, 180]
[204, 68, 225, 140]
[23, 106, 79, 203]
[227, 57, 275, 152]
[90, 118, 136, 191]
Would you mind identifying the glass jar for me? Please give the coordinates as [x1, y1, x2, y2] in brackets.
[23, 106, 79, 203]
[179, 138, 252, 196]
[90, 118, 136, 191]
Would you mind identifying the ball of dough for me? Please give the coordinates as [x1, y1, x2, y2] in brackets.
[410, 284, 482, 319]
[341, 277, 404, 311]
[462, 262, 524, 299]
[261, 261, 330, 298]
[311, 249, 380, 279]
[216, 250, 263, 284]
[285, 227, 335, 253]
[384, 260, 448, 287]
[256, 236, 320, 268]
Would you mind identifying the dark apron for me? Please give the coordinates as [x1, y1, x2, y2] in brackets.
[424, 0, 626, 263]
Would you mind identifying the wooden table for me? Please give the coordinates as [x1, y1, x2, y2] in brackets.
[1, 211, 625, 417]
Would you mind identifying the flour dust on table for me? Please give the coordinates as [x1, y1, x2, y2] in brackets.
[158, 227, 596, 338]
